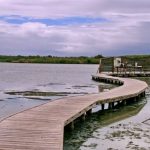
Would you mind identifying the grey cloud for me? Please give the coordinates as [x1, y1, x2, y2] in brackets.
[1, 0, 150, 18]
[0, 0, 150, 56]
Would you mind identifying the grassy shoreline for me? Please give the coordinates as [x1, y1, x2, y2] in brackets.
[0, 55, 102, 64]
[0, 55, 149, 65]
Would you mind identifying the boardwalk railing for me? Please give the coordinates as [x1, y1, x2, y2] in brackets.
[0, 74, 148, 150]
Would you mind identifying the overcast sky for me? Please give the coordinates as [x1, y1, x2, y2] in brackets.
[0, 0, 150, 56]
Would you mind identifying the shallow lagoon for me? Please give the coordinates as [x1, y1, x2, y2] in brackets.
[0, 63, 106, 120]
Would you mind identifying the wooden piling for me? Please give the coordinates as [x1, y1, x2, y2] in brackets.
[70, 121, 74, 130]
[101, 104, 105, 110]
[87, 109, 92, 115]
[81, 113, 86, 121]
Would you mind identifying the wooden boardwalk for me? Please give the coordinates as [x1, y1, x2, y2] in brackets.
[107, 71, 150, 77]
[0, 74, 148, 150]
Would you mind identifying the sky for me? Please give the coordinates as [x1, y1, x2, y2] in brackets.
[0, 0, 150, 56]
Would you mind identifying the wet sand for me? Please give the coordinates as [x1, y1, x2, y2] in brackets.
[81, 120, 150, 150]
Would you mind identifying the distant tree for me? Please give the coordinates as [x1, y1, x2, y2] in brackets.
[79, 56, 88, 59]
[48, 55, 52, 58]
[94, 54, 103, 59]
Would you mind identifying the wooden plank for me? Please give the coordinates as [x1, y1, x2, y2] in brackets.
[0, 74, 148, 150]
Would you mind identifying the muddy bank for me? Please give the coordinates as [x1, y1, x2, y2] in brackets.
[5, 91, 88, 97]
[80, 120, 150, 150]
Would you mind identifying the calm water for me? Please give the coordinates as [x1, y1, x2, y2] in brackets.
[0, 63, 105, 120]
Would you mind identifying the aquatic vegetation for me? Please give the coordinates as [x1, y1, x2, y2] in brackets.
[5, 91, 88, 97]
[64, 101, 145, 150]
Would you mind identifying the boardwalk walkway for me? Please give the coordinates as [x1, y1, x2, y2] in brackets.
[0, 74, 148, 150]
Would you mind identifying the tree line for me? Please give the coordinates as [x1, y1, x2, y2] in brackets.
[0, 55, 103, 64]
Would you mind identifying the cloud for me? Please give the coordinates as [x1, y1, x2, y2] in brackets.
[0, 0, 150, 18]
[0, 0, 150, 56]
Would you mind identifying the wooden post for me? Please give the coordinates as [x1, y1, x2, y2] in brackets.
[117, 67, 119, 75]
[137, 94, 141, 101]
[133, 97, 137, 102]
[108, 102, 112, 109]
[112, 57, 114, 73]
[117, 101, 121, 106]
[87, 109, 92, 115]
[101, 104, 105, 110]
[141, 91, 146, 97]
[70, 121, 74, 130]
[81, 113, 86, 121]
[122, 100, 126, 105]
[144, 91, 146, 97]
[112, 102, 115, 108]
[98, 58, 102, 73]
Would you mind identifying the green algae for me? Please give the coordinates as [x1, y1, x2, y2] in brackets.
[5, 91, 88, 97]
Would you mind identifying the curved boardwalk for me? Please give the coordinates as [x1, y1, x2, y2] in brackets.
[0, 74, 148, 150]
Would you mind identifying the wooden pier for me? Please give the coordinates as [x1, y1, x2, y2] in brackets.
[108, 71, 150, 77]
[0, 74, 148, 150]
[98, 57, 150, 77]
